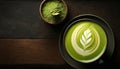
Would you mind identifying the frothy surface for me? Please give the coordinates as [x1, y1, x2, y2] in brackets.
[65, 21, 107, 63]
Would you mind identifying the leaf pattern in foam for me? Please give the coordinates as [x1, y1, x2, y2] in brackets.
[80, 29, 92, 50]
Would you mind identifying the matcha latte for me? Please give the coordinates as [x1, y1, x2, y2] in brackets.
[40, 0, 67, 24]
[65, 21, 107, 63]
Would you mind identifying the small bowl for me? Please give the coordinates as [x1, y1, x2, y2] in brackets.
[39, 0, 68, 24]
[59, 14, 115, 69]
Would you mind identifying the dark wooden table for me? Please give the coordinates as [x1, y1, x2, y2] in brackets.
[0, 0, 120, 69]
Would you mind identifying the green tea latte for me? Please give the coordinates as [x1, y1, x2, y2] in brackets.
[65, 21, 107, 63]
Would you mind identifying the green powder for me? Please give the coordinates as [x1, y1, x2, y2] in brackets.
[42, 0, 67, 24]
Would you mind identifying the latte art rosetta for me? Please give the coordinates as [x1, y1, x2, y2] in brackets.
[65, 21, 107, 63]
[71, 24, 100, 56]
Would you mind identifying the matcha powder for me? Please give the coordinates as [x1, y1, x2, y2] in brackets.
[41, 0, 67, 24]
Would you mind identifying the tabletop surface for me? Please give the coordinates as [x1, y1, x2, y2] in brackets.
[0, 0, 120, 68]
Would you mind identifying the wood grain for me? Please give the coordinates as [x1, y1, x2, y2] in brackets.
[0, 39, 65, 64]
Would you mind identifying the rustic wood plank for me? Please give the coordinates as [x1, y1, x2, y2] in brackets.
[0, 1, 119, 39]
[0, 39, 65, 64]
[0, 1, 61, 38]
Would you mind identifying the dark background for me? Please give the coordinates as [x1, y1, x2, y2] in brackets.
[0, 0, 120, 69]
